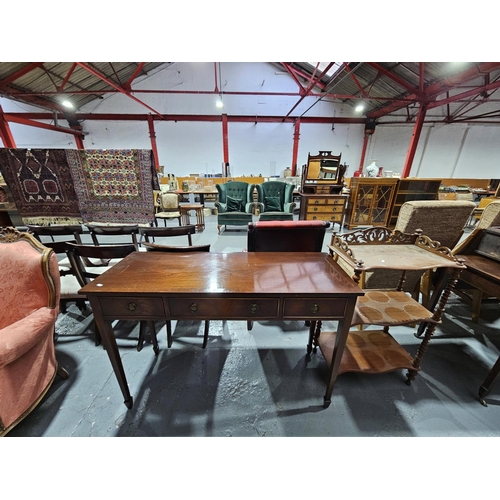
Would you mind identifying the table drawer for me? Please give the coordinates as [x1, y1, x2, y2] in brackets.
[306, 214, 343, 222]
[169, 298, 280, 319]
[283, 298, 347, 318]
[99, 297, 165, 318]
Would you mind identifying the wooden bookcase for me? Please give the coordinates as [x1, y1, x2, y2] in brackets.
[388, 178, 441, 227]
[344, 178, 398, 230]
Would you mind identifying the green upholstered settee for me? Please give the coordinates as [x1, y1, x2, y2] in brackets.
[215, 181, 255, 234]
[255, 181, 296, 221]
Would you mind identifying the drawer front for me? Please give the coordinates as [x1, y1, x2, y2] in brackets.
[169, 298, 279, 319]
[99, 297, 165, 318]
[305, 213, 343, 222]
[306, 198, 345, 207]
[283, 298, 347, 319]
[307, 205, 343, 214]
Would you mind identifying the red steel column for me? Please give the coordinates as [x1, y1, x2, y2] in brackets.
[222, 113, 229, 165]
[0, 105, 16, 148]
[147, 115, 160, 171]
[401, 104, 427, 178]
[73, 133, 85, 149]
[291, 118, 300, 176]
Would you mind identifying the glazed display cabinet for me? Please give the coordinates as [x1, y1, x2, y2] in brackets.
[344, 178, 398, 230]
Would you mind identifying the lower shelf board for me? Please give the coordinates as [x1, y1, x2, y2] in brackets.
[317, 329, 418, 375]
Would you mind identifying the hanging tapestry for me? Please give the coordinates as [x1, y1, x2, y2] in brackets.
[0, 148, 83, 225]
[66, 149, 156, 224]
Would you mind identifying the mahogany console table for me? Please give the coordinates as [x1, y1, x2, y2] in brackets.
[80, 251, 363, 409]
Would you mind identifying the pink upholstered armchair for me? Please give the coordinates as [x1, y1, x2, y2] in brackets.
[0, 227, 68, 436]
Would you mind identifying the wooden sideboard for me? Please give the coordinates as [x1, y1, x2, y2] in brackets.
[298, 193, 348, 230]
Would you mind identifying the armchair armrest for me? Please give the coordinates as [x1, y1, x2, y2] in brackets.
[284, 202, 296, 213]
[215, 202, 228, 213]
[0, 307, 58, 368]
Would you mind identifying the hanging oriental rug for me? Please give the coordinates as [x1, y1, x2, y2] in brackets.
[0, 148, 83, 225]
[66, 149, 157, 225]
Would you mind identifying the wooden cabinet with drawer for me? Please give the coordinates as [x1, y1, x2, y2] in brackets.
[298, 193, 347, 229]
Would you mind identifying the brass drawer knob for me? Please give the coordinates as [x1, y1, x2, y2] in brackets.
[314, 200, 319, 205]
[128, 302, 137, 311]
[313, 207, 318, 211]
[190, 303, 198, 312]
[310, 303, 319, 314]
[249, 303, 259, 314]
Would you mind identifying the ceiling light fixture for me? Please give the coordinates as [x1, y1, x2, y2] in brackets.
[62, 100, 74, 109]
[355, 104, 365, 112]
[216, 94, 224, 108]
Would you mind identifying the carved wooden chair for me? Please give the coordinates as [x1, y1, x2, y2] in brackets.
[138, 224, 196, 247]
[154, 192, 182, 227]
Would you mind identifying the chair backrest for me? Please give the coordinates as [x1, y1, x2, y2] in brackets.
[27, 224, 84, 244]
[142, 242, 211, 252]
[216, 182, 253, 205]
[86, 224, 139, 250]
[0, 227, 60, 326]
[66, 242, 137, 285]
[139, 225, 196, 245]
[395, 200, 476, 249]
[256, 181, 294, 211]
[453, 201, 500, 255]
[247, 220, 330, 252]
[160, 192, 180, 210]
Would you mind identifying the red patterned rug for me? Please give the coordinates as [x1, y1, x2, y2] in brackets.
[66, 149, 157, 225]
[0, 148, 83, 225]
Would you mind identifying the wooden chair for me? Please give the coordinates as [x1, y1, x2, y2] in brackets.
[65, 242, 159, 354]
[27, 225, 88, 314]
[27, 224, 86, 271]
[142, 243, 211, 349]
[86, 224, 140, 251]
[138, 224, 196, 247]
[154, 192, 182, 227]
[247, 220, 330, 252]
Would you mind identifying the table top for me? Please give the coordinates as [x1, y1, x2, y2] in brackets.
[330, 243, 464, 271]
[80, 251, 364, 297]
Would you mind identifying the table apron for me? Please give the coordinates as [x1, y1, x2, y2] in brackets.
[93, 295, 349, 321]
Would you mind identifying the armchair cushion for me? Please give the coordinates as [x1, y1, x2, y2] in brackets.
[227, 196, 243, 212]
[264, 196, 281, 212]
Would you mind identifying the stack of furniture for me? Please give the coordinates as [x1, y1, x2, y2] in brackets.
[298, 151, 348, 230]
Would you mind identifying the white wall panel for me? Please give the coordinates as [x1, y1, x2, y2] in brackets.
[154, 121, 222, 176]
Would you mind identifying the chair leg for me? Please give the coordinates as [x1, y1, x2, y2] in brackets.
[247, 320, 253, 331]
[202, 320, 210, 348]
[93, 320, 102, 346]
[166, 320, 173, 347]
[57, 363, 69, 380]
[147, 320, 159, 355]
